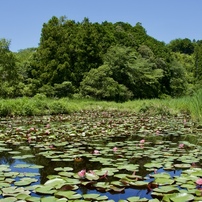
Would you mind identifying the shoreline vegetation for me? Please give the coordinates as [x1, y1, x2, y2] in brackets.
[0, 89, 202, 124]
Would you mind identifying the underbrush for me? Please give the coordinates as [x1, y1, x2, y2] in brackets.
[0, 90, 202, 123]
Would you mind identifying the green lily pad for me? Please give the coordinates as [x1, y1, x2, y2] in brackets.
[0, 197, 17, 202]
[35, 185, 56, 195]
[163, 192, 194, 202]
[144, 162, 162, 169]
[24, 196, 41, 202]
[44, 178, 66, 187]
[174, 164, 191, 169]
[154, 178, 174, 185]
[14, 178, 38, 186]
[2, 186, 30, 197]
[14, 164, 31, 168]
[85, 172, 99, 181]
[130, 181, 148, 187]
[29, 165, 44, 169]
[54, 190, 81, 199]
[83, 193, 100, 200]
[127, 196, 140, 202]
[41, 196, 58, 202]
[153, 185, 179, 193]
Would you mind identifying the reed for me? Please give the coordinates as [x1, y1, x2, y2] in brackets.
[0, 91, 201, 124]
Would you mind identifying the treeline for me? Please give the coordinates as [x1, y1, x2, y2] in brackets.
[1, 16, 202, 101]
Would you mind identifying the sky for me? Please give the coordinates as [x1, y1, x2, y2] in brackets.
[1, 0, 201, 52]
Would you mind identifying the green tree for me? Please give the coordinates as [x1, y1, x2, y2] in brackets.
[172, 52, 195, 94]
[194, 40, 202, 81]
[0, 39, 19, 97]
[104, 45, 164, 98]
[0, 39, 18, 83]
[169, 60, 187, 97]
[80, 65, 133, 101]
[168, 38, 195, 55]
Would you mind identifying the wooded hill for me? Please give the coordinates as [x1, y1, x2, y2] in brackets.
[1, 16, 202, 101]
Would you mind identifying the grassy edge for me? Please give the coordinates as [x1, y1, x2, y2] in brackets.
[0, 90, 202, 123]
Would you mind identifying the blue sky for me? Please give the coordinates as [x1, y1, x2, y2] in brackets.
[1, 0, 201, 52]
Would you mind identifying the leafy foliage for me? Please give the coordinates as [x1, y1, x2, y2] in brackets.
[80, 64, 133, 101]
[0, 16, 200, 100]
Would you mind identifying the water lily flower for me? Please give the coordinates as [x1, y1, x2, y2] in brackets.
[27, 137, 32, 143]
[113, 147, 118, 152]
[179, 143, 184, 148]
[29, 127, 35, 132]
[46, 124, 50, 128]
[93, 150, 100, 154]
[156, 130, 160, 135]
[140, 139, 145, 144]
[49, 145, 54, 149]
[45, 130, 50, 135]
[78, 169, 86, 178]
[196, 178, 202, 186]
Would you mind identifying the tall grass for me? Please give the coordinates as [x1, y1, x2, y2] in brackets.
[0, 91, 202, 123]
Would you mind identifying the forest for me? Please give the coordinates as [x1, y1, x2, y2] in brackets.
[1, 16, 202, 102]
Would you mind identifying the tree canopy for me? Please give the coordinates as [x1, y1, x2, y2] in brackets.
[0, 16, 201, 101]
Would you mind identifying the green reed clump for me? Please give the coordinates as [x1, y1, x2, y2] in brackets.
[0, 90, 201, 122]
[188, 89, 202, 122]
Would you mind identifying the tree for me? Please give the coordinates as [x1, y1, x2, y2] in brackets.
[194, 40, 202, 81]
[0, 39, 19, 97]
[169, 60, 187, 97]
[168, 38, 195, 55]
[103, 45, 164, 98]
[80, 65, 133, 101]
[172, 52, 195, 94]
[0, 39, 18, 83]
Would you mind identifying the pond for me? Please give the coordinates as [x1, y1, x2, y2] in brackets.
[0, 110, 202, 201]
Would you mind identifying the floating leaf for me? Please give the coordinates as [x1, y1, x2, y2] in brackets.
[83, 193, 100, 200]
[44, 178, 66, 187]
[153, 185, 179, 193]
[35, 185, 56, 195]
[85, 172, 99, 181]
[54, 190, 81, 199]
[163, 192, 194, 202]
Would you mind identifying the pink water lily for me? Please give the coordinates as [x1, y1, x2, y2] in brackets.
[29, 127, 35, 132]
[140, 139, 145, 144]
[46, 124, 50, 128]
[113, 147, 118, 152]
[27, 137, 32, 143]
[93, 150, 100, 154]
[179, 143, 184, 148]
[78, 169, 86, 178]
[196, 178, 202, 186]
[156, 130, 160, 135]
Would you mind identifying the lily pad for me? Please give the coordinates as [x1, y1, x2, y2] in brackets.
[163, 192, 195, 202]
[83, 193, 100, 200]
